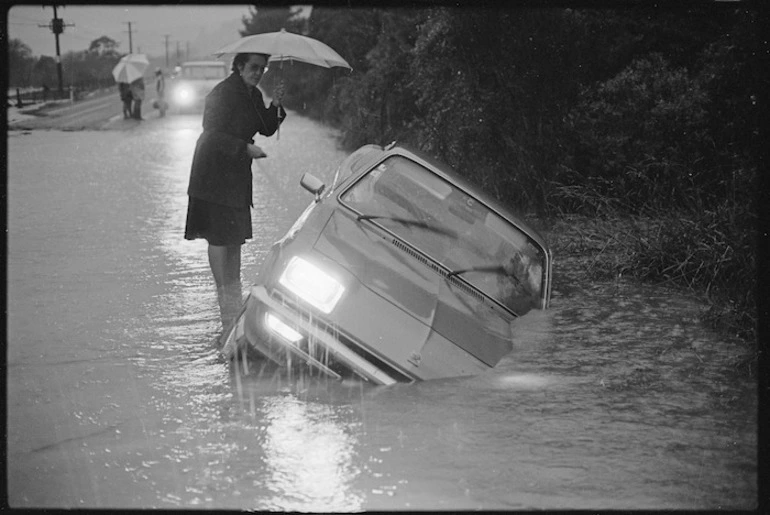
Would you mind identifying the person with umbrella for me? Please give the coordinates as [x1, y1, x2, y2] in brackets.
[130, 77, 145, 120]
[118, 82, 132, 119]
[154, 67, 167, 118]
[112, 54, 150, 121]
[184, 52, 286, 337]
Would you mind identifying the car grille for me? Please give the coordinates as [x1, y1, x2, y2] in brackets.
[269, 289, 414, 383]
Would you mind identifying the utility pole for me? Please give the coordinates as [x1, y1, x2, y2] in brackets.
[123, 21, 134, 53]
[164, 35, 170, 67]
[39, 5, 73, 95]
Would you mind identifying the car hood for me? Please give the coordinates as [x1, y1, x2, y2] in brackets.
[313, 210, 514, 367]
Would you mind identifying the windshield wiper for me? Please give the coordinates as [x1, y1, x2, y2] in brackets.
[447, 263, 527, 286]
[357, 214, 457, 237]
[446, 264, 506, 278]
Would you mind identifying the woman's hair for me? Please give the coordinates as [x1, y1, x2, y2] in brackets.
[231, 53, 270, 73]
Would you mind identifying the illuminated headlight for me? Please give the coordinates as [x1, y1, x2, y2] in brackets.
[174, 86, 195, 105]
[278, 256, 345, 314]
[265, 313, 303, 343]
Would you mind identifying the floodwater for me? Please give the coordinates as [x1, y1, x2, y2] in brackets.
[6, 112, 757, 510]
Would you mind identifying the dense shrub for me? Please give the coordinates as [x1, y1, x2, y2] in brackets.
[560, 54, 714, 213]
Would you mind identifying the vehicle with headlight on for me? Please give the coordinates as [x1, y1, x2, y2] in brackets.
[168, 60, 228, 113]
[222, 143, 553, 385]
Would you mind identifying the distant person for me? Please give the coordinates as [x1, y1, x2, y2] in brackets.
[118, 82, 132, 119]
[184, 53, 285, 339]
[154, 68, 166, 117]
[42, 83, 50, 102]
[130, 77, 145, 120]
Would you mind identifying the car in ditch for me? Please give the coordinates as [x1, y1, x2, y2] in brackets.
[168, 60, 228, 113]
[222, 142, 553, 384]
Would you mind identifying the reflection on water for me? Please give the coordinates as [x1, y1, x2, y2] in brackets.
[249, 390, 364, 511]
[139, 113, 362, 510]
[6, 114, 756, 510]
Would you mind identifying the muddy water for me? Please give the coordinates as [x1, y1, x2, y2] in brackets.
[6, 113, 756, 510]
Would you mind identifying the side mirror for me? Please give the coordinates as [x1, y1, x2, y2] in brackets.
[300, 173, 326, 202]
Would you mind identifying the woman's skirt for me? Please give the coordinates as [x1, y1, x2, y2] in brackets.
[184, 196, 252, 246]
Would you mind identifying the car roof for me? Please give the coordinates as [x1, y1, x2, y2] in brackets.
[181, 61, 226, 67]
[347, 144, 386, 176]
[377, 144, 550, 249]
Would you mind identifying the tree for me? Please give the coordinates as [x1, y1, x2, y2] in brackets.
[32, 56, 58, 89]
[563, 53, 712, 212]
[333, 8, 425, 148]
[305, 7, 381, 74]
[240, 5, 304, 36]
[88, 36, 120, 57]
[8, 38, 34, 88]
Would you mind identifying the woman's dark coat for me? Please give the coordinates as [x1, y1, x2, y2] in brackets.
[187, 72, 284, 208]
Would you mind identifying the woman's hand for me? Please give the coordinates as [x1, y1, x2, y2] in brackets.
[246, 143, 267, 159]
[271, 79, 285, 107]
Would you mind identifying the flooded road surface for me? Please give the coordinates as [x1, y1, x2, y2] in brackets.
[7, 112, 757, 510]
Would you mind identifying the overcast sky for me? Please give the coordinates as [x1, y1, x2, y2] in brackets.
[7, 5, 256, 60]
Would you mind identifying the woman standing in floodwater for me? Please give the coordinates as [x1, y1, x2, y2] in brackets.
[184, 52, 285, 338]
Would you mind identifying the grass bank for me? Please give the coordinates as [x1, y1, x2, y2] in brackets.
[541, 213, 758, 377]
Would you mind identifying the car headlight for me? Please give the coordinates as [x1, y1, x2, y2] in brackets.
[265, 313, 303, 343]
[278, 256, 345, 314]
[174, 86, 195, 105]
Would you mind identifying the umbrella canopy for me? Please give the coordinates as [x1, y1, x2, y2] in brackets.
[213, 29, 351, 70]
[112, 53, 150, 83]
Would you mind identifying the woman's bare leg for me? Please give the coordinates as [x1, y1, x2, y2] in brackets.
[208, 244, 243, 329]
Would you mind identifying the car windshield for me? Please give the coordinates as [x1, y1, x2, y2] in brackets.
[182, 65, 227, 80]
[340, 155, 546, 314]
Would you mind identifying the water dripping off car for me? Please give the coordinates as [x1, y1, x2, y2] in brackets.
[222, 143, 553, 385]
[168, 60, 228, 114]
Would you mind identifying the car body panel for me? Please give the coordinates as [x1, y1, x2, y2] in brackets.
[223, 143, 553, 384]
[313, 211, 514, 367]
[226, 287, 400, 385]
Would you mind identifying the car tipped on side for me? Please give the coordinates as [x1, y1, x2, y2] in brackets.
[223, 142, 553, 384]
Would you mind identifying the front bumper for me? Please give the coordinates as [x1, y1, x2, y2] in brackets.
[222, 285, 402, 385]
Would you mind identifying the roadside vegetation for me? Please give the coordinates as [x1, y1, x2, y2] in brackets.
[8, 36, 124, 95]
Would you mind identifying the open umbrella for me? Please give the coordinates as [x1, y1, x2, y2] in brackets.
[212, 28, 351, 70]
[112, 53, 150, 83]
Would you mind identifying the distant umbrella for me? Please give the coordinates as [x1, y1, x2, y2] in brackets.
[112, 54, 150, 84]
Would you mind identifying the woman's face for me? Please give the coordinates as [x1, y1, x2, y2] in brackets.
[238, 54, 268, 88]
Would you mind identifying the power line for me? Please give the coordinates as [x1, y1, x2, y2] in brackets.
[8, 21, 48, 27]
